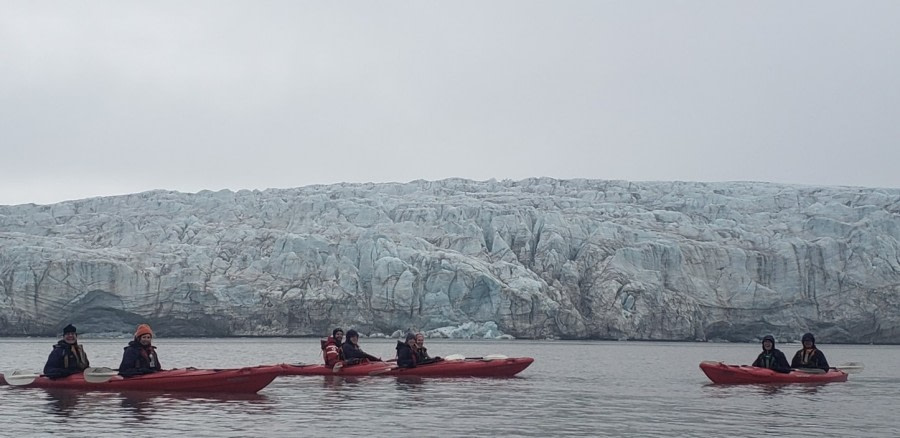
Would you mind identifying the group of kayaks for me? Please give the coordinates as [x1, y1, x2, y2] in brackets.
[0, 354, 535, 394]
[1, 355, 866, 394]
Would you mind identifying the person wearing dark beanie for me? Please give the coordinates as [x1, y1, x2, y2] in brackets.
[43, 324, 90, 379]
[396, 333, 418, 368]
[791, 332, 830, 372]
[321, 327, 345, 368]
[341, 329, 381, 366]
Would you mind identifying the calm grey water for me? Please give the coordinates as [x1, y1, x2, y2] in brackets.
[0, 338, 897, 437]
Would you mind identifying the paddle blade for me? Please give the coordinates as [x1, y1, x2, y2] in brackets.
[794, 368, 826, 374]
[368, 367, 396, 376]
[444, 354, 509, 361]
[5, 370, 41, 386]
[836, 362, 865, 374]
[84, 367, 118, 383]
[481, 354, 509, 361]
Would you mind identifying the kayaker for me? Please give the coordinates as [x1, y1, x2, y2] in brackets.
[790, 332, 830, 372]
[396, 333, 418, 368]
[43, 324, 91, 379]
[751, 335, 790, 373]
[340, 329, 381, 365]
[322, 327, 345, 368]
[118, 324, 163, 377]
[415, 332, 441, 364]
[415, 333, 430, 361]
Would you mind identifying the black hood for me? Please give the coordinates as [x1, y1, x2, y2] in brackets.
[801, 332, 816, 347]
[761, 335, 776, 350]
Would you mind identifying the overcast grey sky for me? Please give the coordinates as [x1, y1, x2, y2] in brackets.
[2, 1, 898, 205]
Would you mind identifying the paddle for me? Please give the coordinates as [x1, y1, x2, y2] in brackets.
[793, 362, 865, 375]
[793, 367, 826, 374]
[5, 370, 42, 386]
[835, 362, 865, 374]
[368, 366, 397, 376]
[84, 367, 119, 383]
[444, 354, 508, 361]
[478, 354, 508, 361]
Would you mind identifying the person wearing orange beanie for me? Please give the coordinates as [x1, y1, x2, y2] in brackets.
[118, 323, 162, 377]
[134, 324, 153, 339]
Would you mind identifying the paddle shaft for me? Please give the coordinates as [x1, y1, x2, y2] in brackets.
[369, 367, 397, 376]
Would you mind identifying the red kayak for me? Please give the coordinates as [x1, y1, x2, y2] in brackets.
[0, 365, 283, 393]
[281, 357, 534, 378]
[699, 361, 848, 384]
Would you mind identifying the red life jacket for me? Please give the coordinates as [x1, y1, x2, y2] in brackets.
[322, 337, 343, 367]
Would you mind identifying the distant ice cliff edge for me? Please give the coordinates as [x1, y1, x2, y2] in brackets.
[1, 178, 899, 343]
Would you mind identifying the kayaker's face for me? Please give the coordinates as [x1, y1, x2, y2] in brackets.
[63, 332, 77, 344]
[415, 334, 424, 348]
[139, 334, 152, 346]
[803, 340, 813, 348]
[407, 338, 417, 348]
[762, 340, 773, 351]
[349, 335, 358, 345]
[335, 332, 343, 343]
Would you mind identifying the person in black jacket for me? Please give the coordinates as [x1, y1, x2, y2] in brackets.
[396, 333, 418, 368]
[43, 324, 90, 379]
[414, 332, 441, 364]
[791, 332, 830, 372]
[341, 329, 381, 365]
[118, 324, 162, 377]
[751, 335, 791, 373]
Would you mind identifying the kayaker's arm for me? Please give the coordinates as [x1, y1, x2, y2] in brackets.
[43, 347, 76, 379]
[816, 351, 830, 372]
[751, 354, 763, 368]
[773, 351, 792, 373]
[363, 352, 380, 362]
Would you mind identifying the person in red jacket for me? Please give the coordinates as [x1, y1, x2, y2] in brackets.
[321, 327, 344, 368]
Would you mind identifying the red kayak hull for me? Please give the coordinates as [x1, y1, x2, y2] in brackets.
[699, 361, 848, 384]
[0, 365, 282, 393]
[281, 357, 534, 378]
